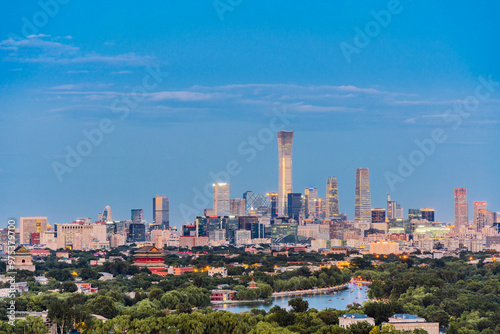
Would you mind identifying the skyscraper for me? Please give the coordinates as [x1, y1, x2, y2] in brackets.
[213, 183, 230, 216]
[20, 217, 48, 245]
[287, 193, 302, 219]
[454, 187, 468, 228]
[408, 209, 423, 220]
[304, 187, 318, 218]
[420, 208, 435, 222]
[371, 208, 386, 223]
[153, 196, 170, 229]
[355, 168, 371, 223]
[131, 209, 143, 224]
[266, 192, 279, 219]
[243, 191, 270, 216]
[326, 177, 339, 217]
[473, 201, 487, 230]
[277, 130, 293, 216]
[386, 194, 403, 220]
[477, 209, 494, 231]
[230, 198, 246, 216]
[98, 205, 113, 222]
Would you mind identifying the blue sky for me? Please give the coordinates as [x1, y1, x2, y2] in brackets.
[1, 1, 499, 227]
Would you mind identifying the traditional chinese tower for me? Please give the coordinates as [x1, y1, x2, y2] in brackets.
[13, 246, 36, 271]
[133, 246, 166, 273]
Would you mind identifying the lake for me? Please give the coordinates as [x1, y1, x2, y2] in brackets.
[213, 282, 369, 313]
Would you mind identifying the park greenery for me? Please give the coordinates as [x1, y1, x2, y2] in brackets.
[0, 246, 499, 333]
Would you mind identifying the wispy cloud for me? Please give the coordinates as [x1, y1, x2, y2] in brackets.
[0, 35, 153, 66]
[148, 91, 236, 102]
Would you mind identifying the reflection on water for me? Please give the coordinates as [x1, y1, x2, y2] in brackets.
[213, 283, 370, 313]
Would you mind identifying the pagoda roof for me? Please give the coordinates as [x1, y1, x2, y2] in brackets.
[14, 246, 32, 254]
[135, 246, 164, 254]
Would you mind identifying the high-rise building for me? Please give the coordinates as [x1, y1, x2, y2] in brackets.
[182, 224, 197, 237]
[454, 187, 468, 228]
[153, 196, 170, 229]
[326, 177, 339, 217]
[213, 183, 230, 216]
[477, 209, 495, 230]
[304, 187, 318, 218]
[20, 217, 48, 245]
[98, 206, 113, 222]
[128, 223, 146, 242]
[420, 208, 435, 222]
[408, 209, 422, 221]
[131, 209, 143, 224]
[266, 192, 279, 219]
[277, 130, 293, 216]
[287, 193, 302, 220]
[243, 191, 270, 216]
[472, 201, 487, 230]
[355, 168, 371, 223]
[230, 198, 246, 216]
[386, 194, 403, 219]
[371, 208, 386, 223]
[315, 198, 326, 219]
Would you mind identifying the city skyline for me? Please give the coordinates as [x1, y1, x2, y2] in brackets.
[1, 2, 499, 228]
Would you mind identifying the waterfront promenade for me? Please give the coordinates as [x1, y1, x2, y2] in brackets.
[272, 284, 348, 298]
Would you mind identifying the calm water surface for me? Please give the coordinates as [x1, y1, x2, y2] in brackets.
[213, 283, 369, 313]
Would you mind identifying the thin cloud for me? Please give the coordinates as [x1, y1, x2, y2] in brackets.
[0, 35, 153, 66]
[148, 91, 235, 102]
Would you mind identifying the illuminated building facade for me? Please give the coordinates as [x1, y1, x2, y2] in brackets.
[454, 187, 469, 228]
[267, 192, 279, 219]
[355, 168, 371, 223]
[304, 187, 318, 218]
[473, 201, 487, 230]
[230, 198, 246, 216]
[277, 130, 293, 216]
[213, 183, 230, 216]
[326, 177, 339, 217]
[420, 208, 435, 222]
[387, 194, 403, 219]
[153, 196, 170, 229]
[20, 217, 47, 245]
[371, 208, 386, 223]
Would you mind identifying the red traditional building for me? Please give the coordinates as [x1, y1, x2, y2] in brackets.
[133, 246, 166, 273]
[211, 290, 237, 302]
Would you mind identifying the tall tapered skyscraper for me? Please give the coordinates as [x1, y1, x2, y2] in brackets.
[213, 183, 230, 216]
[355, 168, 371, 222]
[277, 130, 293, 216]
[326, 177, 339, 217]
[153, 196, 170, 229]
[454, 187, 468, 228]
